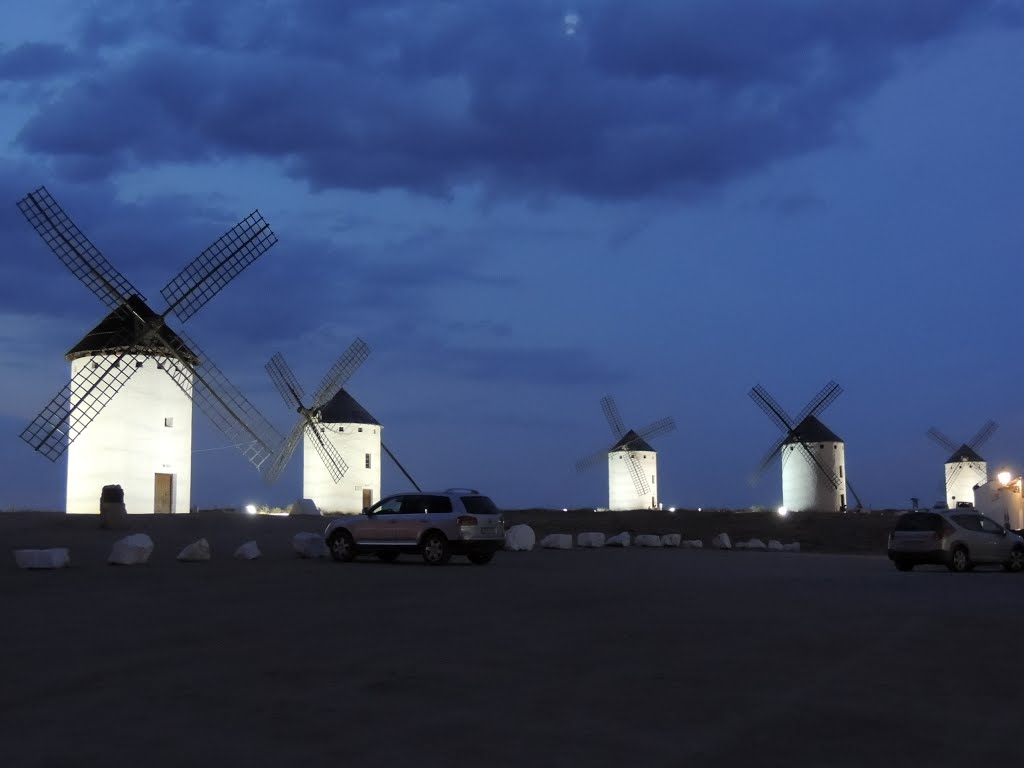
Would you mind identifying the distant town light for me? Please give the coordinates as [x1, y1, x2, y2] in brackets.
[777, 505, 788, 517]
[245, 504, 257, 515]
[668, 507, 676, 513]
[562, 508, 568, 512]
[998, 471, 1012, 486]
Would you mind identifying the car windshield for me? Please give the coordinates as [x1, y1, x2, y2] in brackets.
[894, 513, 941, 532]
[461, 495, 499, 516]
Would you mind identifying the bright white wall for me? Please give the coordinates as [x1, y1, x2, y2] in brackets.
[303, 422, 381, 513]
[781, 441, 847, 512]
[944, 460, 987, 509]
[608, 450, 658, 511]
[67, 355, 193, 515]
[973, 477, 1024, 529]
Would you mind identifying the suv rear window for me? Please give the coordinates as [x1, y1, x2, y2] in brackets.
[400, 495, 452, 514]
[894, 512, 942, 532]
[461, 495, 499, 516]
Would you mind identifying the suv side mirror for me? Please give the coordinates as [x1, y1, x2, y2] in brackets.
[363, 507, 372, 516]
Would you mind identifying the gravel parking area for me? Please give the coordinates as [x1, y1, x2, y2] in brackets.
[2, 515, 1022, 767]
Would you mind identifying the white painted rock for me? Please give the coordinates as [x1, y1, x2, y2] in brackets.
[682, 539, 704, 549]
[292, 532, 329, 558]
[606, 532, 631, 547]
[540, 533, 573, 550]
[14, 548, 70, 569]
[712, 532, 732, 550]
[783, 542, 801, 553]
[768, 539, 784, 552]
[234, 541, 262, 560]
[576, 532, 606, 548]
[745, 538, 768, 551]
[288, 498, 321, 516]
[635, 534, 663, 547]
[108, 534, 154, 565]
[504, 524, 536, 551]
[177, 538, 211, 562]
[661, 534, 682, 547]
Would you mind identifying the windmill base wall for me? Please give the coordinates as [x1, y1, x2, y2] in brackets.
[781, 441, 846, 513]
[945, 461, 987, 509]
[303, 423, 381, 514]
[608, 450, 658, 511]
[66, 356, 193, 515]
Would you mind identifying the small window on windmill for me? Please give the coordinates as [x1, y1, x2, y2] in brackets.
[839, 465, 843, 478]
[164, 417, 173, 428]
[358, 427, 363, 433]
[365, 453, 371, 469]
[91, 360, 99, 370]
[135, 361, 144, 369]
[819, 444, 824, 449]
[157, 361, 165, 370]
[339, 426, 344, 432]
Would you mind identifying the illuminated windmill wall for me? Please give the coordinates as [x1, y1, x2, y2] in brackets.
[304, 390, 382, 513]
[927, 421, 996, 509]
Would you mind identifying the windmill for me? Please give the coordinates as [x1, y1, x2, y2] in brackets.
[264, 344, 421, 512]
[927, 420, 996, 509]
[750, 380, 863, 512]
[17, 186, 282, 515]
[575, 395, 675, 511]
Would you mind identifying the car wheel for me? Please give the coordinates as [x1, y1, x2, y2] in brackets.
[377, 551, 400, 563]
[468, 551, 494, 565]
[421, 532, 451, 566]
[1003, 547, 1024, 573]
[329, 531, 356, 563]
[947, 545, 970, 573]
[894, 558, 913, 572]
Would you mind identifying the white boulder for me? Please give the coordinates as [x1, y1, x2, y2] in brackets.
[660, 534, 682, 547]
[783, 542, 802, 553]
[712, 533, 732, 550]
[177, 538, 211, 562]
[635, 534, 663, 547]
[768, 539, 784, 552]
[14, 548, 70, 569]
[682, 539, 704, 549]
[504, 524, 536, 551]
[108, 534, 154, 565]
[292, 532, 329, 558]
[576, 532, 606, 548]
[540, 533, 573, 550]
[234, 541, 262, 560]
[606, 532, 631, 547]
[745, 538, 768, 551]
[288, 498, 321, 516]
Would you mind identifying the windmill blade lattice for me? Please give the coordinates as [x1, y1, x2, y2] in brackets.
[968, 420, 998, 451]
[312, 339, 371, 409]
[927, 427, 958, 454]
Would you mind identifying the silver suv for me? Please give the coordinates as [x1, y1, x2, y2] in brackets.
[887, 510, 1024, 572]
[323, 489, 505, 566]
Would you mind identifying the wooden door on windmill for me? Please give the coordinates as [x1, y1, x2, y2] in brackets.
[362, 488, 373, 509]
[154, 473, 173, 514]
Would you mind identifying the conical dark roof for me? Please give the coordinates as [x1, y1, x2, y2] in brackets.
[610, 429, 655, 453]
[65, 295, 198, 364]
[318, 388, 379, 426]
[784, 414, 843, 444]
[947, 443, 984, 464]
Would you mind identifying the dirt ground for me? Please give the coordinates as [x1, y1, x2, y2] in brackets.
[2, 511, 1022, 767]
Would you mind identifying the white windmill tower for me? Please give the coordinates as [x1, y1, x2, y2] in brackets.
[17, 187, 282, 515]
[927, 421, 996, 509]
[575, 395, 676, 511]
[750, 380, 863, 512]
[264, 344, 421, 513]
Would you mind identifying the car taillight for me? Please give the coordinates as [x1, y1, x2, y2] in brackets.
[456, 515, 478, 527]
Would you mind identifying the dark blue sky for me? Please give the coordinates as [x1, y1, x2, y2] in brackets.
[2, 1, 1023, 511]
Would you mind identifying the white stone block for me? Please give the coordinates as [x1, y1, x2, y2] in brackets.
[782, 542, 801, 553]
[177, 538, 211, 562]
[292, 532, 329, 558]
[288, 498, 321, 516]
[746, 538, 768, 551]
[540, 533, 573, 550]
[576, 532, 606, 548]
[108, 534, 154, 565]
[14, 548, 70, 569]
[234, 541, 262, 560]
[660, 534, 682, 547]
[682, 539, 704, 549]
[606, 532, 631, 547]
[768, 539, 784, 552]
[635, 534, 663, 547]
[712, 533, 732, 550]
[504, 524, 536, 551]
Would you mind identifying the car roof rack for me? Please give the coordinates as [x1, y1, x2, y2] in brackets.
[444, 487, 480, 494]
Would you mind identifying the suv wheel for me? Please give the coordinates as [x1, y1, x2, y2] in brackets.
[1004, 547, 1024, 573]
[948, 545, 971, 573]
[421, 532, 451, 566]
[468, 551, 494, 565]
[329, 531, 356, 563]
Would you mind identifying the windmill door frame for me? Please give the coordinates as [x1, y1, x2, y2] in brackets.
[154, 473, 174, 514]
